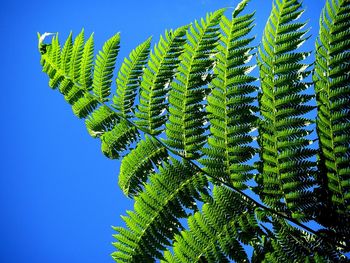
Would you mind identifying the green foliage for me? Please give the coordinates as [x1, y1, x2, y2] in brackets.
[257, 0, 316, 216]
[314, 0, 350, 231]
[38, 0, 350, 262]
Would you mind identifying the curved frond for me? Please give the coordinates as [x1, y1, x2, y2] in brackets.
[314, 0, 350, 216]
[135, 26, 187, 135]
[257, 0, 316, 215]
[112, 158, 208, 262]
[113, 37, 152, 117]
[92, 33, 121, 101]
[118, 135, 168, 197]
[200, 7, 258, 189]
[164, 9, 225, 159]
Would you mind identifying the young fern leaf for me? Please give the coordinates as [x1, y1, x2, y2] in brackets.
[164, 9, 225, 159]
[135, 26, 187, 135]
[92, 33, 120, 101]
[112, 158, 208, 262]
[118, 135, 168, 197]
[314, 0, 350, 217]
[257, 0, 316, 215]
[200, 7, 258, 189]
[113, 37, 152, 117]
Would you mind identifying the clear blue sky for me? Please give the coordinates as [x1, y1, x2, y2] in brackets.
[0, 0, 326, 262]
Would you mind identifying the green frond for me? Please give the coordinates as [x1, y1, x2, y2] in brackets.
[135, 26, 187, 135]
[257, 0, 316, 215]
[263, 218, 344, 263]
[118, 135, 168, 197]
[112, 158, 208, 262]
[113, 37, 152, 117]
[314, 0, 350, 216]
[101, 119, 139, 159]
[70, 29, 85, 83]
[92, 33, 120, 101]
[72, 93, 99, 118]
[164, 9, 225, 159]
[80, 33, 95, 90]
[43, 34, 61, 86]
[200, 4, 257, 189]
[162, 186, 255, 263]
[60, 32, 73, 75]
[85, 105, 119, 137]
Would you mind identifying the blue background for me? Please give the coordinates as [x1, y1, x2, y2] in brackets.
[1, 0, 326, 262]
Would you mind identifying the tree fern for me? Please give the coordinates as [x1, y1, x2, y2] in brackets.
[38, 0, 350, 261]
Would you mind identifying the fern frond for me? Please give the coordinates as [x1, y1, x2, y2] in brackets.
[72, 93, 99, 118]
[200, 6, 258, 189]
[101, 119, 139, 159]
[70, 29, 85, 83]
[112, 158, 208, 262]
[162, 186, 256, 263]
[92, 33, 120, 101]
[257, 0, 316, 215]
[118, 135, 168, 196]
[113, 37, 152, 117]
[80, 33, 95, 90]
[314, 0, 350, 216]
[164, 9, 225, 159]
[85, 105, 119, 137]
[264, 218, 344, 262]
[135, 26, 187, 135]
[60, 32, 73, 75]
[43, 34, 61, 86]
